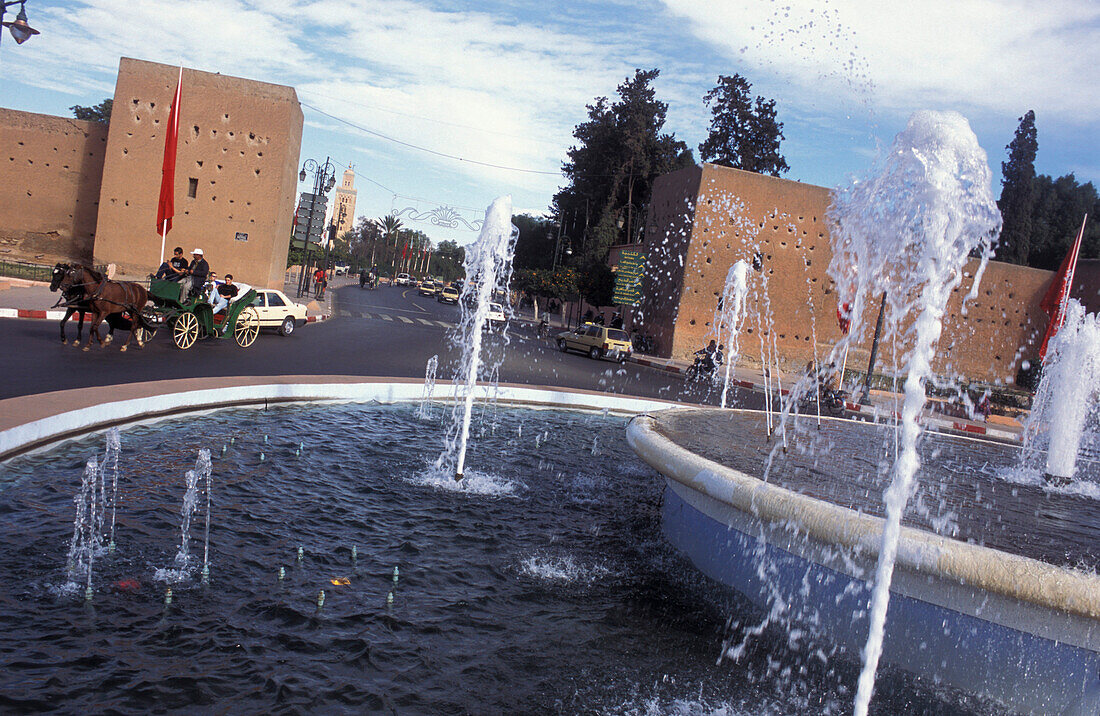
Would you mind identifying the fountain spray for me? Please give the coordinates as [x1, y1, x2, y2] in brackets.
[825, 111, 1000, 716]
[1021, 299, 1100, 486]
[67, 458, 99, 594]
[437, 196, 518, 480]
[103, 428, 121, 552]
[714, 260, 750, 408]
[197, 449, 212, 583]
[418, 355, 439, 420]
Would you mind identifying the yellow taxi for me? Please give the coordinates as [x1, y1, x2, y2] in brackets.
[555, 323, 632, 363]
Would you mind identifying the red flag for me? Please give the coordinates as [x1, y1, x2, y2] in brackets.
[292, 207, 299, 228]
[157, 67, 183, 235]
[401, 242, 408, 260]
[1038, 215, 1088, 360]
[836, 302, 852, 334]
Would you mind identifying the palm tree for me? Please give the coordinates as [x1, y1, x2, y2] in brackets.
[377, 214, 403, 274]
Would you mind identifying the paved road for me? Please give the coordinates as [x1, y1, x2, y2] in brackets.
[0, 283, 761, 408]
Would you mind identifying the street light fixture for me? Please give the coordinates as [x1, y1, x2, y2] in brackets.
[296, 156, 336, 298]
[1, 1, 39, 45]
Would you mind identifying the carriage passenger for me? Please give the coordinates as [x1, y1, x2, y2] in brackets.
[154, 247, 189, 281]
[187, 248, 209, 296]
[210, 274, 240, 315]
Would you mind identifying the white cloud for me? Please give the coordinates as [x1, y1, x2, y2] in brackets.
[660, 0, 1100, 121]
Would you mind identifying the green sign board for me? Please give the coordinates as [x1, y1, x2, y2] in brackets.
[612, 250, 645, 306]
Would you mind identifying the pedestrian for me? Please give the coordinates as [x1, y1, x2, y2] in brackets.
[610, 311, 623, 330]
[583, 308, 594, 323]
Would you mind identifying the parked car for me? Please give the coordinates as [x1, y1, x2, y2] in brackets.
[555, 323, 632, 363]
[333, 264, 350, 276]
[248, 289, 308, 336]
[438, 285, 460, 304]
[395, 273, 412, 286]
[418, 280, 439, 297]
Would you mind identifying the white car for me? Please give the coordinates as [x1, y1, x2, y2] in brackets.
[334, 264, 350, 276]
[248, 289, 308, 336]
[485, 302, 506, 329]
[395, 272, 412, 286]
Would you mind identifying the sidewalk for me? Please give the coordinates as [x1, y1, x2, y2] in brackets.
[508, 313, 1023, 442]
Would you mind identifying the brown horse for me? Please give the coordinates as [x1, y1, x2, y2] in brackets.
[49, 263, 130, 345]
[58, 266, 151, 352]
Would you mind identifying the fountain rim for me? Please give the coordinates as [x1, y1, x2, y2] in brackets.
[0, 375, 683, 463]
[626, 408, 1100, 625]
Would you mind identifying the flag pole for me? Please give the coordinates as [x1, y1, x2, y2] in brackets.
[1057, 214, 1088, 329]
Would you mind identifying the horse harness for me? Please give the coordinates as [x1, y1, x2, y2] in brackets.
[60, 268, 143, 317]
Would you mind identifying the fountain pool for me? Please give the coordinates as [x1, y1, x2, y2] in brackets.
[0, 400, 1021, 715]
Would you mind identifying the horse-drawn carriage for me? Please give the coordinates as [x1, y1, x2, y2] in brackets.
[142, 279, 259, 349]
[52, 265, 259, 350]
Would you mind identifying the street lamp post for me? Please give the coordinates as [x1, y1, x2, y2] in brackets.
[860, 291, 888, 405]
[323, 203, 345, 281]
[1, 0, 38, 46]
[296, 157, 336, 298]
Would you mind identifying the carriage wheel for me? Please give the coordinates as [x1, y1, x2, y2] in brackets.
[234, 307, 259, 348]
[173, 311, 199, 349]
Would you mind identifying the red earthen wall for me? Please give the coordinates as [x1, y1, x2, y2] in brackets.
[641, 163, 1057, 383]
[0, 109, 106, 265]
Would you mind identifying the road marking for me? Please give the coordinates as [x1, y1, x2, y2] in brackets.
[416, 318, 434, 326]
[398, 316, 413, 324]
[339, 310, 351, 317]
[380, 314, 394, 321]
[435, 321, 451, 328]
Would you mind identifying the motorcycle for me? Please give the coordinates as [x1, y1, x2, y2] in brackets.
[685, 354, 720, 382]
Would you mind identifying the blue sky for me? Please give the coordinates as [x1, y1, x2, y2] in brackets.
[5, 0, 1099, 245]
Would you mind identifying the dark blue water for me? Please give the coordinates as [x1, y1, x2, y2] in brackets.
[0, 404, 1004, 714]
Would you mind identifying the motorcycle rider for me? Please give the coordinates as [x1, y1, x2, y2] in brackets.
[692, 340, 723, 376]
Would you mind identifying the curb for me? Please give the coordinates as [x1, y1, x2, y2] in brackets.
[0, 308, 68, 320]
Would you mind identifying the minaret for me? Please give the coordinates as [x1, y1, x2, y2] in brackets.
[332, 166, 357, 238]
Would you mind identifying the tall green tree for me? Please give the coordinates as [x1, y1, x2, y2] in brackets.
[70, 99, 113, 124]
[1027, 174, 1100, 270]
[555, 69, 693, 265]
[997, 110, 1038, 265]
[699, 74, 788, 176]
[512, 213, 557, 270]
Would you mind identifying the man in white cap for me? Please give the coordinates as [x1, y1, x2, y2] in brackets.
[187, 248, 209, 297]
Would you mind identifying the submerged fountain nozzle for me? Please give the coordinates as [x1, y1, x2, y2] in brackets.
[316, 590, 325, 609]
[164, 587, 173, 606]
[201, 565, 210, 584]
[454, 471, 464, 482]
[278, 566, 285, 580]
[84, 585, 93, 602]
[297, 546, 304, 562]
[351, 545, 357, 561]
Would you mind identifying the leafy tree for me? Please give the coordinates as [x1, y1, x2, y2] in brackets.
[70, 99, 113, 124]
[577, 261, 615, 309]
[430, 239, 465, 282]
[1026, 174, 1100, 270]
[512, 213, 558, 270]
[555, 69, 693, 266]
[699, 74, 788, 176]
[997, 110, 1038, 265]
